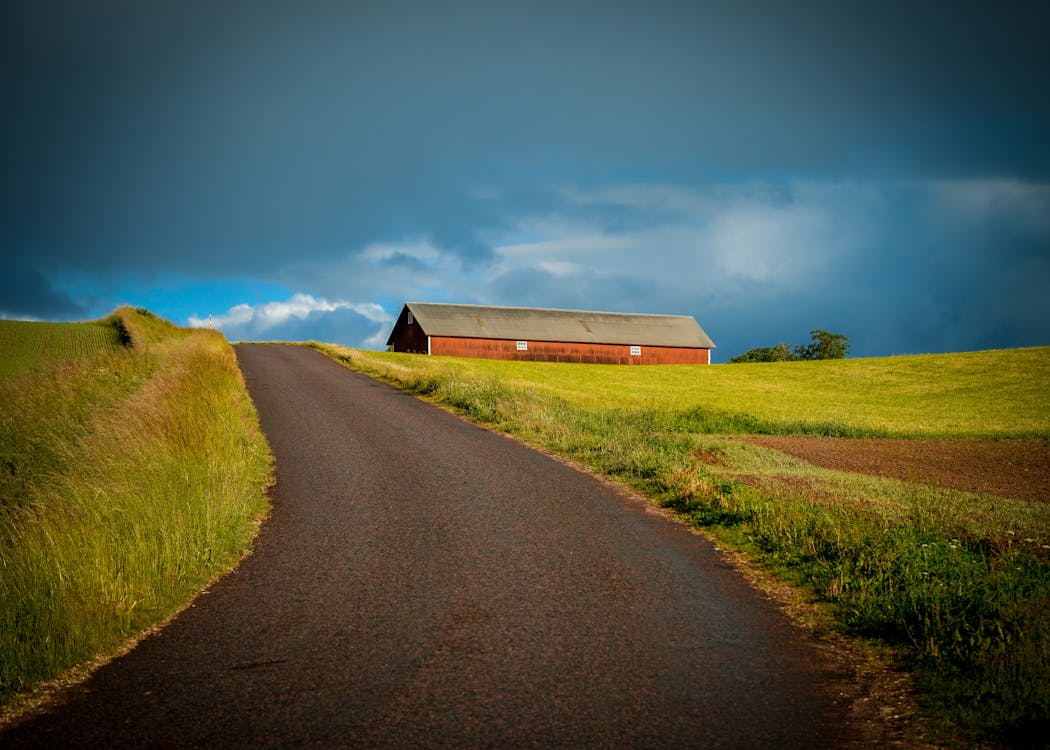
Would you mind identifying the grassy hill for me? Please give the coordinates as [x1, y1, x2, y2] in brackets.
[0, 308, 272, 715]
[0, 318, 127, 380]
[312, 342, 1050, 747]
[338, 345, 1050, 439]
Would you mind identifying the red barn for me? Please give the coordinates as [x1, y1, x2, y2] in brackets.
[386, 302, 716, 364]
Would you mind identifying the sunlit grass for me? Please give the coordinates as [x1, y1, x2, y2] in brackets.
[311, 341, 1050, 745]
[0, 318, 126, 380]
[0, 308, 272, 709]
[395, 346, 1050, 438]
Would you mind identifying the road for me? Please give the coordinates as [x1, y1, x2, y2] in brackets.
[2, 344, 879, 747]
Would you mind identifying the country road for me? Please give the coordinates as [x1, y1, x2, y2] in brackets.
[2, 344, 885, 748]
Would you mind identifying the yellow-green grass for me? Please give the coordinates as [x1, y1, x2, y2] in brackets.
[0, 308, 272, 711]
[362, 346, 1050, 439]
[0, 318, 127, 380]
[311, 342, 1050, 745]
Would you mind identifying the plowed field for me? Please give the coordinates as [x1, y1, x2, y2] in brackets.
[746, 437, 1050, 503]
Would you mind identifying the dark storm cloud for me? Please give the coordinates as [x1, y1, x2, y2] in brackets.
[735, 182, 1050, 357]
[0, 263, 86, 319]
[2, 1, 1047, 354]
[476, 179, 1050, 358]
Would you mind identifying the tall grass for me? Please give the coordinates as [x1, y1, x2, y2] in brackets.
[0, 308, 272, 708]
[0, 347, 149, 512]
[311, 343, 1050, 746]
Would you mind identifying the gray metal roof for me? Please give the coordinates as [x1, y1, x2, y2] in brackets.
[393, 302, 715, 349]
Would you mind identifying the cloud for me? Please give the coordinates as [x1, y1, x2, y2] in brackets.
[4, 0, 1047, 298]
[190, 293, 393, 347]
[279, 239, 481, 310]
[193, 304, 254, 330]
[927, 178, 1050, 236]
[175, 176, 1046, 358]
[476, 178, 1050, 357]
[0, 263, 87, 320]
[3, 0, 1047, 365]
[15, 174, 1047, 360]
[485, 181, 875, 301]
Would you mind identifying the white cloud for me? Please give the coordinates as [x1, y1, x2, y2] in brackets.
[257, 295, 390, 330]
[704, 197, 835, 283]
[189, 303, 254, 330]
[485, 180, 878, 301]
[189, 293, 391, 332]
[189, 293, 394, 347]
[536, 260, 585, 277]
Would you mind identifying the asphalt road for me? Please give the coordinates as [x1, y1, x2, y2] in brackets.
[2, 344, 877, 748]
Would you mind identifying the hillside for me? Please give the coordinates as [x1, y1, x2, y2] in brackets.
[357, 345, 1050, 439]
[0, 308, 272, 715]
[0, 318, 126, 380]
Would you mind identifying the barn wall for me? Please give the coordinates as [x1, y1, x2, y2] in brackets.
[389, 310, 430, 354]
[429, 336, 709, 364]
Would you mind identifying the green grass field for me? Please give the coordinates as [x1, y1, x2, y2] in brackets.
[0, 308, 272, 714]
[312, 342, 1050, 746]
[0, 319, 127, 380]
[368, 346, 1050, 438]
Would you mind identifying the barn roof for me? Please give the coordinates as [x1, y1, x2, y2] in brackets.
[390, 302, 716, 349]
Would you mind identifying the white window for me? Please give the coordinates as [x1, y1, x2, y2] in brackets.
[516, 340, 528, 351]
[630, 345, 642, 356]
[407, 311, 414, 324]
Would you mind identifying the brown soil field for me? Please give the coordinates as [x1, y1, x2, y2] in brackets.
[744, 437, 1050, 504]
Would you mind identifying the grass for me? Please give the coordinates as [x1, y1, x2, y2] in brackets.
[0, 318, 127, 380]
[0, 308, 272, 710]
[387, 346, 1050, 438]
[310, 342, 1050, 747]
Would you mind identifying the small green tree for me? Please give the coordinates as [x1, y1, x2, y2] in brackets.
[729, 330, 850, 363]
[794, 329, 850, 360]
[729, 342, 798, 363]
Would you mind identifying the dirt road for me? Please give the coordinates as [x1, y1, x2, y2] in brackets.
[2, 345, 881, 747]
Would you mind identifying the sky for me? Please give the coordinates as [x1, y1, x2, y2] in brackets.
[3, 0, 1048, 360]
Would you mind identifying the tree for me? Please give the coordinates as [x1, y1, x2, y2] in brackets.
[728, 342, 798, 363]
[793, 329, 850, 360]
[729, 330, 850, 363]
